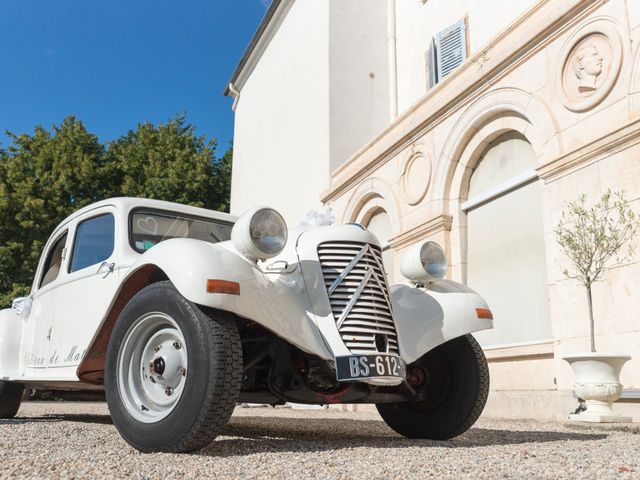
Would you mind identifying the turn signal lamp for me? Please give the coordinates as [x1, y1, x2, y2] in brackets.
[207, 279, 240, 295]
[476, 308, 493, 320]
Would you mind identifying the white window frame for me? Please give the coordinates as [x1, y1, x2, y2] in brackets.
[461, 169, 538, 212]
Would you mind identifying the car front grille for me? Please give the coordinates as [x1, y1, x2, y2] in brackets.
[317, 241, 399, 355]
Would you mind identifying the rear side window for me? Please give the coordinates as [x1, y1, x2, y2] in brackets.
[39, 232, 68, 288]
[69, 214, 115, 273]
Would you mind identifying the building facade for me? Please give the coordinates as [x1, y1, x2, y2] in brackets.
[227, 0, 640, 420]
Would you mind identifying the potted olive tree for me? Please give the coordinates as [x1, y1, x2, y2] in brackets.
[555, 190, 639, 422]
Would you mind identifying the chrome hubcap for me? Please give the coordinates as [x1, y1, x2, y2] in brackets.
[117, 312, 188, 423]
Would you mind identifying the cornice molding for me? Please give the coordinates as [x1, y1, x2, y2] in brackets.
[537, 117, 640, 182]
[388, 214, 453, 249]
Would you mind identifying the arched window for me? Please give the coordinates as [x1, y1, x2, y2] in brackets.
[464, 132, 551, 347]
[364, 208, 394, 282]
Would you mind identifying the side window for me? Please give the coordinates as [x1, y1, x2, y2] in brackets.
[69, 214, 115, 273]
[427, 19, 467, 87]
[39, 232, 68, 289]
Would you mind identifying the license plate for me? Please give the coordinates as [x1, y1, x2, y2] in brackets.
[335, 354, 406, 381]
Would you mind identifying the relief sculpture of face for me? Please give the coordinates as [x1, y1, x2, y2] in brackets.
[581, 45, 603, 77]
[572, 43, 603, 93]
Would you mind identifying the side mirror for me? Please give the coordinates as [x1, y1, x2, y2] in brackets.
[11, 296, 32, 318]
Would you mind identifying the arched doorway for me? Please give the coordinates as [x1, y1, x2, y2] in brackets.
[464, 131, 551, 347]
[363, 208, 394, 282]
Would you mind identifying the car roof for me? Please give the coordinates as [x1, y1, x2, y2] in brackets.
[53, 197, 237, 234]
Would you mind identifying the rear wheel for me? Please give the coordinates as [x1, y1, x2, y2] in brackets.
[0, 381, 24, 419]
[377, 334, 489, 439]
[105, 281, 242, 453]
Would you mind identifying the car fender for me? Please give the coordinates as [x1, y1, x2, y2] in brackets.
[0, 308, 23, 379]
[79, 238, 333, 384]
[128, 239, 332, 357]
[391, 280, 493, 364]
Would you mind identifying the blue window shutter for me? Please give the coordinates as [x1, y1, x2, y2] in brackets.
[426, 39, 437, 88]
[434, 19, 467, 82]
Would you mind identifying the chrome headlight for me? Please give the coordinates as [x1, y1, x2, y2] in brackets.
[400, 241, 447, 283]
[232, 207, 287, 260]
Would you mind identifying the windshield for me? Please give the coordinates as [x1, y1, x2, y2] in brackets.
[130, 210, 233, 253]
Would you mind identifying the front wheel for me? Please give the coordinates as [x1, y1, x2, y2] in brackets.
[105, 281, 242, 453]
[377, 334, 489, 439]
[0, 380, 24, 419]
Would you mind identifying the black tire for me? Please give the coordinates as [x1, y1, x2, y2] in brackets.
[377, 334, 489, 439]
[105, 281, 242, 453]
[0, 381, 24, 419]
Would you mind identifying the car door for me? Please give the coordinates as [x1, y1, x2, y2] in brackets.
[48, 208, 121, 371]
[21, 229, 69, 371]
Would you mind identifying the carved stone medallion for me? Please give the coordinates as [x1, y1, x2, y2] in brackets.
[565, 35, 608, 97]
[555, 18, 623, 112]
[400, 146, 431, 206]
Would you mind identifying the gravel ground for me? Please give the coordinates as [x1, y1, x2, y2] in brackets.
[0, 402, 638, 479]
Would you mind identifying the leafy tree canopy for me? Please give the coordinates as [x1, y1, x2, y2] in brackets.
[107, 114, 230, 211]
[0, 115, 232, 306]
[555, 190, 639, 352]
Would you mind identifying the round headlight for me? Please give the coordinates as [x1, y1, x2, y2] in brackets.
[232, 207, 288, 260]
[420, 241, 447, 279]
[249, 208, 287, 256]
[400, 241, 447, 283]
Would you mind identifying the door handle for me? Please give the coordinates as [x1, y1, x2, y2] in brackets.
[98, 261, 116, 278]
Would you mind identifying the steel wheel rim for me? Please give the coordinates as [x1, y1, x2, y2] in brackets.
[116, 312, 188, 423]
[411, 350, 455, 412]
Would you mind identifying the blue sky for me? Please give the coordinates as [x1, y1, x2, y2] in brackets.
[0, 1, 269, 154]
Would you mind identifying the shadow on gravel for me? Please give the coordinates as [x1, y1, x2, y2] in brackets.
[2, 414, 113, 426]
[0, 417, 63, 426]
[54, 414, 113, 425]
[3, 413, 608, 457]
[195, 416, 608, 457]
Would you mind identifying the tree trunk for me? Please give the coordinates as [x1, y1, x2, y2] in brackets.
[586, 283, 596, 352]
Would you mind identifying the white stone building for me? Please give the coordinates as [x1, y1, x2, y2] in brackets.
[226, 0, 640, 420]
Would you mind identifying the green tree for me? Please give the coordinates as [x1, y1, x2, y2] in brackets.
[0, 117, 107, 306]
[106, 115, 230, 211]
[0, 115, 231, 307]
[555, 190, 639, 352]
[213, 144, 232, 211]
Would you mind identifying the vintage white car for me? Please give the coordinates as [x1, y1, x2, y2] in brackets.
[0, 198, 493, 452]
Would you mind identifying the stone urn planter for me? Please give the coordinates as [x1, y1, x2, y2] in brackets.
[555, 191, 639, 423]
[563, 353, 632, 423]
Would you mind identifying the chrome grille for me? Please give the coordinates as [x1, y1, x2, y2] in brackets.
[317, 241, 399, 355]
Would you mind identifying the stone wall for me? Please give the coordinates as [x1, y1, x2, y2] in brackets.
[322, 0, 640, 419]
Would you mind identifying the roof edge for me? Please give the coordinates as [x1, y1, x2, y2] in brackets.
[224, 0, 292, 97]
